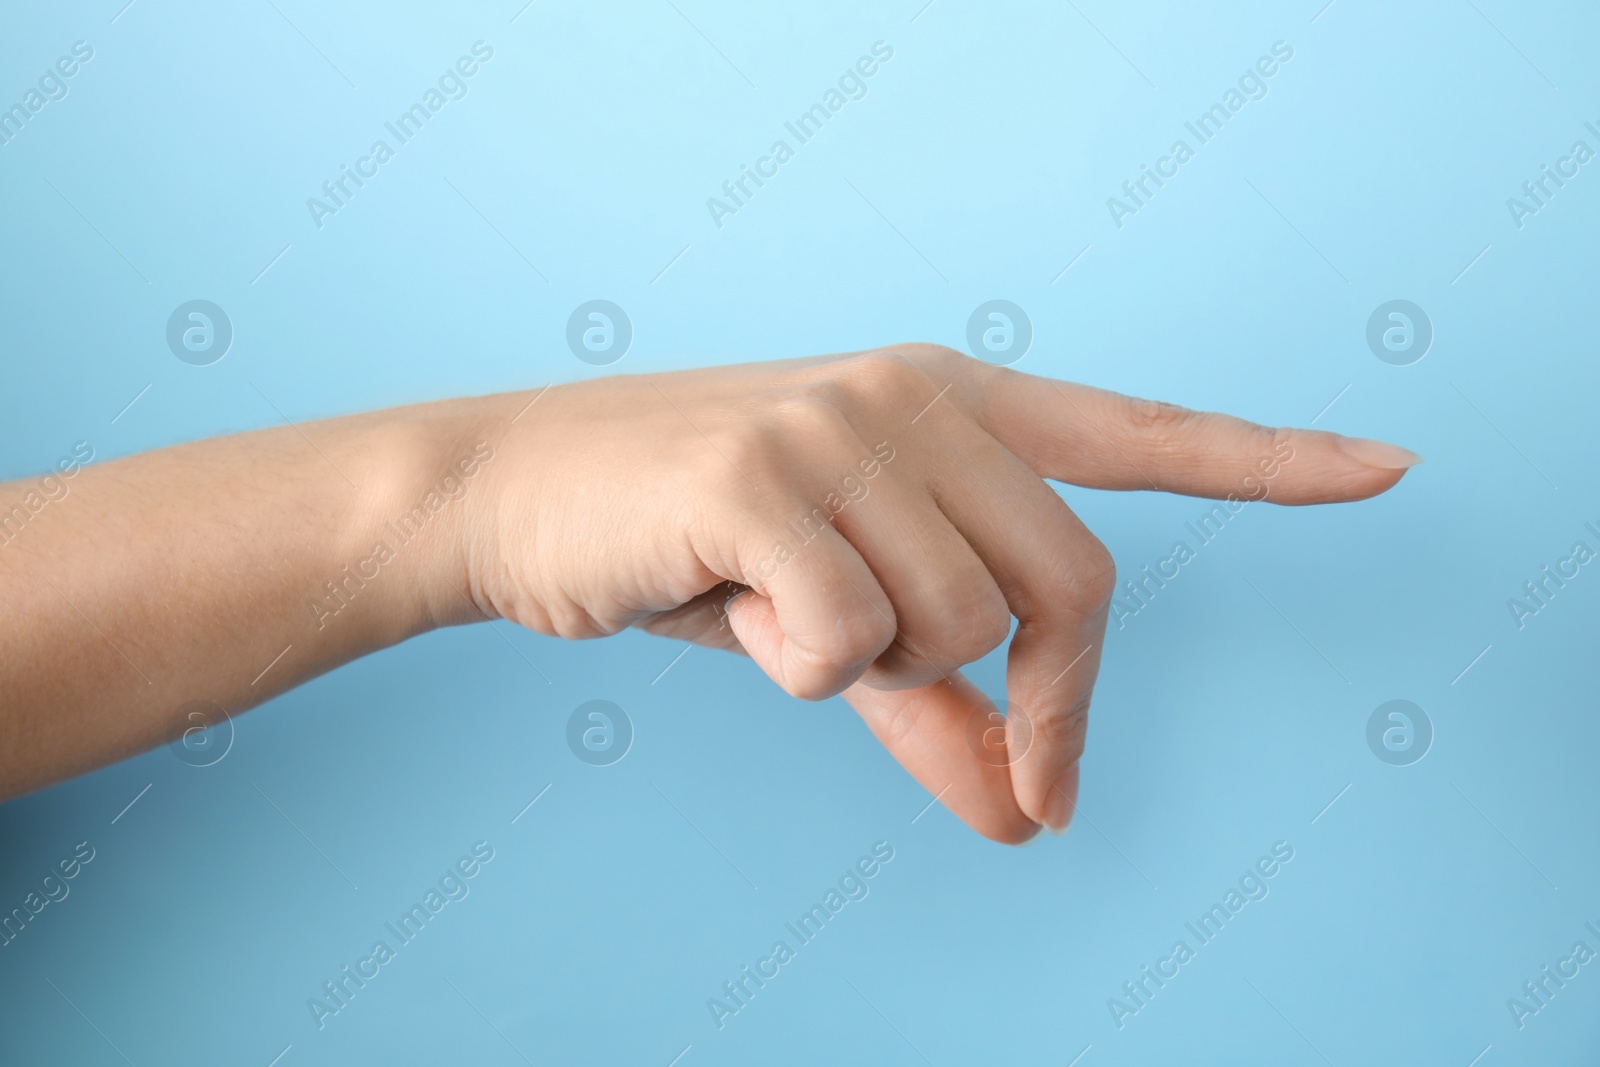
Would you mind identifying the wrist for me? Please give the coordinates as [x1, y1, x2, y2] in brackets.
[336, 396, 514, 639]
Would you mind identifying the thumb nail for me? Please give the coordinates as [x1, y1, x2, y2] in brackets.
[1043, 762, 1080, 835]
[1335, 436, 1423, 470]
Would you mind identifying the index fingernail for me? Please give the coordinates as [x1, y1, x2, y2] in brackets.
[1044, 761, 1080, 834]
[1334, 436, 1423, 469]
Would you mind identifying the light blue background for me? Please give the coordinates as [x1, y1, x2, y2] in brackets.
[3, 1, 1598, 1063]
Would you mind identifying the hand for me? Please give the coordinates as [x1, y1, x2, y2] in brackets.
[456, 344, 1419, 843]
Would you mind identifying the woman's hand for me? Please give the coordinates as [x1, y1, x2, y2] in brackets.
[454, 344, 1419, 843]
[0, 343, 1416, 833]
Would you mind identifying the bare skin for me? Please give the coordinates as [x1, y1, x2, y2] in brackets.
[0, 344, 1419, 842]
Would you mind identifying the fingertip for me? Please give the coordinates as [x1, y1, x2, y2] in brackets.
[1266, 430, 1421, 505]
[1333, 435, 1423, 470]
[999, 819, 1045, 847]
[1042, 760, 1079, 835]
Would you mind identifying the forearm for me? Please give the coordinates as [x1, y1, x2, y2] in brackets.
[0, 393, 515, 798]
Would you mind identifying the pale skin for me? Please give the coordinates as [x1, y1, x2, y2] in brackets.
[0, 345, 1419, 842]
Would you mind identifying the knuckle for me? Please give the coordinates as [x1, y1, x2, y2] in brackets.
[924, 593, 1011, 663]
[1041, 538, 1117, 615]
[1121, 396, 1200, 449]
[834, 350, 930, 402]
[782, 671, 836, 702]
[831, 609, 898, 665]
[891, 342, 967, 368]
[790, 614, 895, 697]
[1036, 697, 1090, 760]
[702, 420, 780, 480]
[770, 394, 844, 437]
